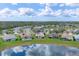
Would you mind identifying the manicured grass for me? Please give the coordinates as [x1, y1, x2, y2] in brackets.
[0, 38, 79, 51]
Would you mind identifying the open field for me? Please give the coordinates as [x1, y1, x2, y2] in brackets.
[0, 38, 79, 51]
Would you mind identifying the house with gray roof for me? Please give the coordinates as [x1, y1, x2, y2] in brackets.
[35, 32, 45, 39]
[48, 33, 58, 38]
[61, 31, 74, 41]
[3, 34, 17, 41]
[73, 34, 79, 41]
[20, 33, 32, 41]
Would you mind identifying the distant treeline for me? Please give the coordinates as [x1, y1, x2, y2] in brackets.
[0, 21, 79, 30]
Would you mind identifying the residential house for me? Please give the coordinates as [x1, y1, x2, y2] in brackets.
[44, 28, 50, 35]
[50, 28, 54, 32]
[48, 33, 58, 38]
[13, 27, 22, 34]
[61, 31, 73, 41]
[23, 27, 32, 34]
[2, 30, 8, 35]
[33, 26, 44, 32]
[20, 33, 32, 41]
[35, 32, 45, 39]
[73, 29, 79, 34]
[3, 34, 16, 41]
[73, 34, 79, 41]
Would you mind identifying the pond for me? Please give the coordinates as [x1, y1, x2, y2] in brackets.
[1, 44, 79, 56]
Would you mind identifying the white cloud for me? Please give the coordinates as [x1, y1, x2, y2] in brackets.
[0, 7, 35, 17]
[38, 3, 79, 17]
[51, 10, 62, 16]
[11, 3, 18, 5]
[0, 3, 79, 17]
[63, 9, 72, 15]
[0, 8, 12, 16]
[65, 3, 79, 6]
[0, 8, 20, 17]
[37, 3, 63, 16]
[37, 3, 53, 16]
[75, 8, 79, 16]
[18, 8, 34, 15]
[11, 10, 19, 16]
[63, 9, 77, 17]
[59, 4, 65, 7]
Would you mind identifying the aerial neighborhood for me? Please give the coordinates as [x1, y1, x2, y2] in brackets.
[1, 22, 79, 42]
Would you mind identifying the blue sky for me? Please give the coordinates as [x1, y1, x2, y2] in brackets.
[0, 3, 79, 21]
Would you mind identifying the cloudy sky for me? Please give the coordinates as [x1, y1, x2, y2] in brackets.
[0, 3, 79, 21]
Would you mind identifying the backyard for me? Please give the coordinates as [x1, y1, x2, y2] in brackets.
[0, 38, 79, 51]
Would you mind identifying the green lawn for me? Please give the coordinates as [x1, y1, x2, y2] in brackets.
[0, 38, 79, 51]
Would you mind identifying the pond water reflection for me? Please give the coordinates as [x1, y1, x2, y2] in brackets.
[1, 44, 79, 56]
